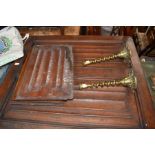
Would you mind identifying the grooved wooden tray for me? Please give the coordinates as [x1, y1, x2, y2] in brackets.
[0, 36, 155, 129]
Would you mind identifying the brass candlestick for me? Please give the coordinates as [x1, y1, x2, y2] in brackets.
[83, 47, 131, 66]
[79, 72, 137, 90]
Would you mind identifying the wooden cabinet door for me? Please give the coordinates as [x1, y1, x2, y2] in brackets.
[0, 36, 155, 128]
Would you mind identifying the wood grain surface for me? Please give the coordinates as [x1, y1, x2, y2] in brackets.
[12, 45, 73, 100]
[0, 36, 155, 128]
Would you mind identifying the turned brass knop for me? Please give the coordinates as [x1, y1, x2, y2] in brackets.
[83, 47, 131, 66]
[79, 72, 137, 90]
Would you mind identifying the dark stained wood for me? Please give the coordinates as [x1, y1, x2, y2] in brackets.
[86, 26, 101, 35]
[0, 39, 33, 116]
[0, 64, 16, 116]
[0, 36, 155, 128]
[127, 38, 155, 128]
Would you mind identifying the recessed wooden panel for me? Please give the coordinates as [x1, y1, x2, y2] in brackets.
[12, 45, 73, 100]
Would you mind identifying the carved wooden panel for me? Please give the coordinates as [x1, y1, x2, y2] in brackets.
[12, 45, 73, 100]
